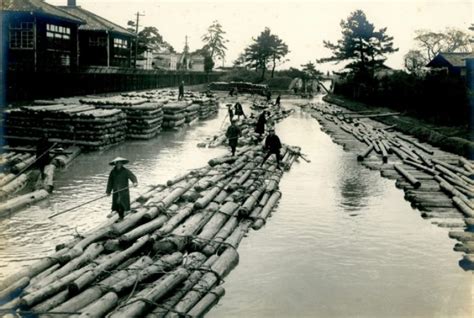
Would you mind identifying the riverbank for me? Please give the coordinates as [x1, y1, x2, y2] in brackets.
[323, 94, 474, 158]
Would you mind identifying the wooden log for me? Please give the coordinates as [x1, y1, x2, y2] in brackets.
[194, 179, 228, 209]
[0, 174, 28, 200]
[78, 291, 119, 318]
[0, 189, 49, 217]
[435, 176, 473, 209]
[32, 289, 69, 312]
[144, 178, 198, 220]
[357, 145, 374, 161]
[0, 277, 29, 303]
[30, 243, 104, 289]
[28, 264, 60, 287]
[146, 255, 219, 318]
[240, 186, 265, 215]
[20, 263, 96, 308]
[119, 214, 168, 244]
[396, 134, 434, 155]
[432, 158, 473, 178]
[378, 141, 388, 163]
[453, 197, 474, 217]
[202, 215, 239, 256]
[111, 253, 183, 295]
[151, 204, 194, 240]
[394, 165, 421, 189]
[390, 147, 407, 161]
[0, 174, 16, 187]
[109, 253, 207, 318]
[191, 202, 239, 251]
[170, 248, 239, 316]
[457, 174, 474, 186]
[68, 235, 149, 294]
[153, 204, 218, 254]
[253, 191, 282, 230]
[449, 231, 474, 242]
[403, 159, 437, 175]
[186, 286, 225, 317]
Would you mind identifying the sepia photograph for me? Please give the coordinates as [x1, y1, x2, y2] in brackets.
[0, 0, 473, 317]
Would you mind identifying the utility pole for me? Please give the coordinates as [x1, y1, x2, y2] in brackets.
[134, 11, 145, 68]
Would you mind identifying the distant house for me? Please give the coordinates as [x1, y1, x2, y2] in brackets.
[153, 51, 205, 72]
[1, 0, 84, 72]
[59, 0, 135, 68]
[426, 52, 474, 77]
[136, 49, 154, 70]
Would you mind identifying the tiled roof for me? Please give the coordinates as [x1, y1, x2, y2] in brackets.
[59, 6, 135, 36]
[2, 0, 83, 23]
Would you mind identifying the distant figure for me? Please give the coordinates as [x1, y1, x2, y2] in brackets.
[225, 120, 241, 156]
[178, 81, 185, 100]
[266, 90, 272, 103]
[260, 128, 282, 169]
[36, 132, 51, 178]
[234, 87, 239, 96]
[274, 94, 281, 108]
[255, 111, 267, 140]
[227, 104, 234, 123]
[317, 85, 321, 94]
[106, 157, 138, 220]
[234, 101, 246, 120]
[293, 87, 298, 94]
[229, 87, 234, 97]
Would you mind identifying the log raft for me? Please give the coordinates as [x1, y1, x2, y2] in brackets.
[0, 107, 302, 317]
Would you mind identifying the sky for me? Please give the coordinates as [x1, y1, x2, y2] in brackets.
[47, 0, 473, 72]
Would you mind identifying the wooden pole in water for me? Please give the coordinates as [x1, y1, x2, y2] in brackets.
[394, 165, 421, 189]
[186, 286, 225, 317]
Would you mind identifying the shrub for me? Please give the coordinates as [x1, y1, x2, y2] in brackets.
[265, 76, 292, 90]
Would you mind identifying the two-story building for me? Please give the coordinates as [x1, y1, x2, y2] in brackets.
[59, 0, 135, 68]
[2, 0, 84, 72]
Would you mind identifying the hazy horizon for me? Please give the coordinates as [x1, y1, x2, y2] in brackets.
[46, 0, 473, 72]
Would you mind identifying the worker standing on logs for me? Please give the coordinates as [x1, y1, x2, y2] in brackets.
[36, 132, 51, 178]
[227, 104, 234, 123]
[178, 81, 185, 100]
[234, 101, 246, 120]
[274, 94, 281, 108]
[226, 120, 241, 156]
[255, 111, 267, 141]
[106, 157, 138, 220]
[261, 127, 282, 169]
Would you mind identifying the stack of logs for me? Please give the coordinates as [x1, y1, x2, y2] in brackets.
[4, 105, 127, 150]
[309, 101, 474, 268]
[0, 142, 303, 317]
[208, 82, 267, 95]
[80, 97, 164, 140]
[162, 101, 190, 129]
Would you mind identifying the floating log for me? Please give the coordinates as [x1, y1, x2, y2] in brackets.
[252, 191, 282, 230]
[453, 197, 474, 217]
[403, 159, 437, 175]
[449, 231, 474, 242]
[378, 141, 388, 163]
[0, 173, 28, 200]
[394, 165, 421, 189]
[187, 286, 225, 317]
[0, 189, 49, 217]
[396, 134, 434, 155]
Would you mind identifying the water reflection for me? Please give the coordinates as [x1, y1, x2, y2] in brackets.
[336, 162, 369, 214]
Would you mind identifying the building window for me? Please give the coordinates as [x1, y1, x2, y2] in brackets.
[114, 38, 128, 49]
[9, 22, 34, 49]
[89, 35, 107, 47]
[60, 54, 70, 66]
[46, 24, 70, 40]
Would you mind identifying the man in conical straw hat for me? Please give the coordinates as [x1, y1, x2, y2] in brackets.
[106, 157, 138, 220]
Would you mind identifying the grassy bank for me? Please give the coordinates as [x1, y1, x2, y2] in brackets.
[323, 94, 474, 159]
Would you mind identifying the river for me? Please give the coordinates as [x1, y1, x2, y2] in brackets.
[0, 95, 472, 317]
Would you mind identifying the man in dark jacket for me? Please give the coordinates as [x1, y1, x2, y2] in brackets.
[226, 120, 241, 156]
[260, 127, 282, 169]
[106, 157, 138, 220]
[254, 111, 267, 140]
[234, 101, 246, 120]
[36, 132, 52, 178]
[274, 94, 281, 108]
[178, 81, 185, 100]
